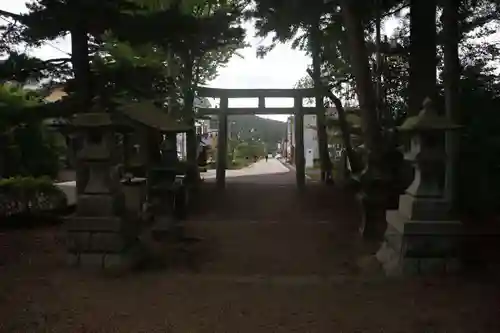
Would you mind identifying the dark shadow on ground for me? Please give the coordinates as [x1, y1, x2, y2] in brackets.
[184, 169, 379, 276]
[0, 168, 500, 332]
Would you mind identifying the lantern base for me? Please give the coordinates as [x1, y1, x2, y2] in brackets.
[399, 193, 453, 221]
[67, 245, 144, 275]
[376, 210, 463, 276]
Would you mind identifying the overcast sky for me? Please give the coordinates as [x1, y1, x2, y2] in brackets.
[0, 1, 400, 122]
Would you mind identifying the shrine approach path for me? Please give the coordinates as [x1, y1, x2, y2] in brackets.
[191, 157, 367, 276]
[0, 158, 499, 332]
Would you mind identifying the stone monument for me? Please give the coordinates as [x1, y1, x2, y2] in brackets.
[376, 98, 462, 275]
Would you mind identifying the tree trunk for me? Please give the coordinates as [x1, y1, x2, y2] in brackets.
[70, 23, 92, 112]
[325, 91, 362, 174]
[70, 23, 92, 197]
[374, 3, 387, 126]
[409, 0, 437, 115]
[339, 1, 383, 157]
[310, 22, 332, 182]
[442, 0, 460, 208]
[340, 0, 390, 239]
[374, 5, 381, 104]
[306, 67, 361, 174]
[0, 136, 5, 178]
[182, 53, 200, 184]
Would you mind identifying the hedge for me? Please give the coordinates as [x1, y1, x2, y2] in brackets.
[0, 176, 66, 218]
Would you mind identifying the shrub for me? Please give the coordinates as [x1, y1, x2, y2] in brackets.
[228, 157, 252, 169]
[0, 176, 66, 218]
[0, 84, 65, 179]
[1, 124, 63, 179]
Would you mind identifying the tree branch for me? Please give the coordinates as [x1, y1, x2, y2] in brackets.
[44, 58, 72, 64]
[0, 9, 21, 21]
[306, 68, 362, 173]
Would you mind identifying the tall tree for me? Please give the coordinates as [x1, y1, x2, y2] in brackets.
[338, 0, 384, 170]
[110, 1, 245, 178]
[310, 18, 333, 181]
[408, 0, 437, 115]
[442, 0, 461, 205]
[249, 0, 337, 182]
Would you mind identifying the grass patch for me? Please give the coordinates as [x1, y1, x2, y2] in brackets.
[205, 158, 254, 170]
[228, 158, 253, 170]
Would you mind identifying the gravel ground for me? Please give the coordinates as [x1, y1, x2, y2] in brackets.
[1, 169, 499, 332]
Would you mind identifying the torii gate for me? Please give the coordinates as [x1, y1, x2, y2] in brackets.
[195, 87, 324, 189]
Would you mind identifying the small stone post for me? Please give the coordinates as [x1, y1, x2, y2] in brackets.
[376, 98, 462, 275]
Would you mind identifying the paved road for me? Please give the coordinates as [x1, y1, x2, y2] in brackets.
[195, 157, 339, 222]
[201, 158, 292, 183]
[55, 159, 292, 207]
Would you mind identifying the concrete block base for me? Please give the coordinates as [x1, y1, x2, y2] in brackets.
[376, 242, 461, 276]
[66, 247, 144, 274]
[66, 216, 144, 273]
[376, 210, 463, 276]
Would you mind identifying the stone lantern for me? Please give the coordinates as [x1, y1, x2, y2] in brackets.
[376, 98, 462, 275]
[66, 110, 143, 272]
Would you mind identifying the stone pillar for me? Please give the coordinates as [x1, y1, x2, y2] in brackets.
[145, 166, 175, 232]
[121, 177, 147, 220]
[66, 113, 142, 273]
[376, 99, 462, 275]
[216, 97, 228, 188]
[294, 96, 305, 190]
[258, 96, 265, 111]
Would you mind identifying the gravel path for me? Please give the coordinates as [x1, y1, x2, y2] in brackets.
[1, 160, 499, 332]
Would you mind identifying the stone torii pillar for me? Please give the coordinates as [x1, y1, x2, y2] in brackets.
[294, 95, 305, 190]
[216, 96, 228, 188]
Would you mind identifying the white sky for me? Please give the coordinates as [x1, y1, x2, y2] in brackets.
[0, 1, 403, 122]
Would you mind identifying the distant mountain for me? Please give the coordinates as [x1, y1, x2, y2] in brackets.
[227, 115, 287, 153]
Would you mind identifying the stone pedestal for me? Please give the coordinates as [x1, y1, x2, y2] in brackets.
[377, 208, 462, 276]
[121, 177, 147, 219]
[358, 190, 388, 240]
[66, 113, 143, 273]
[357, 148, 392, 240]
[377, 99, 462, 276]
[148, 167, 176, 220]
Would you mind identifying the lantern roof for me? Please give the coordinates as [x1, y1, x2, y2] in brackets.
[117, 101, 192, 133]
[399, 98, 461, 132]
